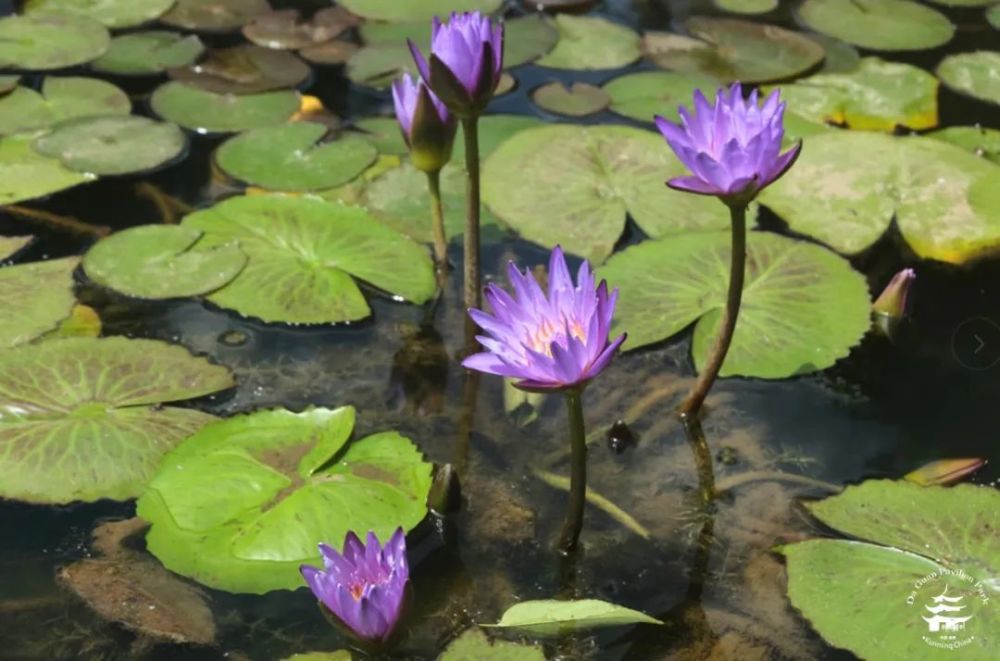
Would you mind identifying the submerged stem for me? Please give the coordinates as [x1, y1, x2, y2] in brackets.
[556, 388, 588, 554]
[679, 203, 747, 417]
[461, 116, 481, 313]
[1, 205, 109, 238]
[426, 168, 449, 276]
[680, 413, 716, 506]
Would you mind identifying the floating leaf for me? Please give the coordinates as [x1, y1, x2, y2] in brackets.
[0, 337, 233, 504]
[797, 0, 953, 51]
[780, 481, 999, 661]
[714, 0, 778, 13]
[772, 57, 938, 131]
[483, 124, 732, 262]
[904, 458, 985, 486]
[43, 303, 101, 340]
[0, 235, 32, 261]
[337, 0, 502, 22]
[603, 70, 720, 123]
[928, 126, 1000, 164]
[24, 0, 175, 29]
[347, 42, 417, 90]
[83, 225, 247, 299]
[0, 132, 95, 205]
[216, 123, 376, 191]
[354, 117, 408, 156]
[32, 116, 188, 176]
[91, 31, 206, 76]
[439, 628, 545, 661]
[169, 45, 311, 95]
[990, 4, 1000, 30]
[242, 8, 352, 50]
[0, 77, 129, 136]
[138, 406, 433, 593]
[938, 51, 1000, 107]
[0, 14, 109, 70]
[488, 599, 662, 636]
[597, 232, 871, 377]
[300, 40, 359, 66]
[150, 82, 299, 134]
[760, 131, 1000, 263]
[0, 257, 78, 348]
[643, 17, 824, 84]
[537, 15, 640, 70]
[453, 114, 546, 162]
[160, 0, 271, 33]
[504, 13, 558, 67]
[181, 195, 436, 323]
[808, 33, 861, 74]
[532, 82, 609, 117]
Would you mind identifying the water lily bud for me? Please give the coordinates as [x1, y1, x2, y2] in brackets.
[392, 74, 457, 173]
[872, 268, 915, 337]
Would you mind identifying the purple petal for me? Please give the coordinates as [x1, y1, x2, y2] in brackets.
[407, 40, 430, 82]
[760, 140, 802, 189]
[654, 115, 691, 149]
[667, 175, 724, 196]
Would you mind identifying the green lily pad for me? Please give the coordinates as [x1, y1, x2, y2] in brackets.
[439, 629, 545, 661]
[928, 126, 1000, 164]
[482, 124, 733, 262]
[0, 235, 33, 261]
[354, 117, 408, 157]
[505, 13, 558, 68]
[0, 75, 20, 94]
[642, 17, 824, 84]
[714, 0, 778, 13]
[347, 43, 417, 90]
[927, 0, 994, 5]
[0, 256, 78, 348]
[453, 114, 545, 162]
[487, 599, 663, 636]
[180, 195, 436, 323]
[797, 0, 954, 51]
[536, 15, 640, 70]
[160, 0, 271, 33]
[0, 77, 130, 136]
[603, 70, 720, 123]
[137, 406, 433, 593]
[990, 5, 1000, 30]
[32, 116, 187, 176]
[772, 57, 938, 131]
[242, 8, 353, 51]
[150, 82, 299, 134]
[0, 336, 233, 504]
[23, 0, 176, 29]
[0, 132, 95, 205]
[807, 33, 861, 74]
[43, 303, 101, 340]
[532, 82, 609, 117]
[216, 123, 376, 192]
[91, 31, 205, 76]
[780, 481, 999, 661]
[938, 51, 1000, 107]
[597, 231, 871, 377]
[299, 40, 359, 66]
[337, 0, 502, 22]
[83, 225, 247, 299]
[0, 13, 109, 70]
[760, 131, 1000, 264]
[169, 45, 311, 95]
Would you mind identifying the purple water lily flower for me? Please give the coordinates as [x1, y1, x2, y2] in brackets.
[655, 82, 801, 204]
[462, 246, 626, 392]
[408, 11, 504, 116]
[391, 73, 456, 173]
[300, 529, 409, 646]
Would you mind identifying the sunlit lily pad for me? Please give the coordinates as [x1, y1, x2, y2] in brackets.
[0, 13, 109, 70]
[242, 8, 352, 50]
[160, 0, 271, 33]
[773, 57, 938, 131]
[355, 117, 408, 156]
[797, 0, 954, 51]
[0, 77, 129, 136]
[483, 124, 733, 262]
[532, 82, 609, 117]
[0, 337, 233, 504]
[505, 13, 559, 67]
[216, 122, 376, 191]
[0, 132, 95, 204]
[537, 15, 640, 70]
[714, 0, 778, 13]
[138, 406, 433, 593]
[150, 82, 299, 134]
[760, 131, 1000, 263]
[779, 480, 999, 661]
[347, 43, 417, 90]
[337, 0, 501, 22]
[0, 256, 78, 348]
[928, 126, 1000, 164]
[938, 51, 1000, 107]
[23, 0, 175, 29]
[807, 33, 860, 74]
[181, 195, 435, 323]
[32, 116, 187, 176]
[91, 31, 205, 76]
[488, 599, 663, 635]
[603, 70, 720, 123]
[0, 235, 33, 261]
[643, 17, 824, 84]
[83, 225, 247, 299]
[597, 232, 870, 377]
[169, 45, 310, 95]
[440, 629, 545, 661]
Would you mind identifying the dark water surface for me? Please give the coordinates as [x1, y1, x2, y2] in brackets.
[1, 1, 999, 659]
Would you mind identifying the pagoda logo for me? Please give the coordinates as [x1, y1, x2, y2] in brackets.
[922, 587, 973, 633]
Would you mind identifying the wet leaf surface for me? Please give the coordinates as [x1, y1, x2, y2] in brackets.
[169, 45, 311, 95]
[797, 0, 954, 51]
[0, 77, 129, 136]
[24, 0, 175, 29]
[937, 51, 1000, 107]
[488, 599, 663, 635]
[150, 81, 300, 134]
[91, 31, 205, 76]
[0, 256, 78, 348]
[0, 132, 95, 204]
[0, 13, 109, 70]
[603, 70, 720, 123]
[439, 628, 545, 660]
[160, 0, 271, 33]
[532, 81, 610, 117]
[537, 14, 640, 70]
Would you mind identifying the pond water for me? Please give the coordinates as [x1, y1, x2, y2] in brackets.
[1, 0, 998, 659]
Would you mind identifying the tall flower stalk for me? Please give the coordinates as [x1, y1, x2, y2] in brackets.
[463, 247, 625, 553]
[409, 12, 504, 311]
[655, 83, 801, 418]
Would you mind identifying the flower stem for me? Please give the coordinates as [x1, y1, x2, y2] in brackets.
[679, 202, 747, 417]
[461, 116, 481, 312]
[556, 388, 587, 554]
[680, 413, 716, 505]
[425, 168, 449, 275]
